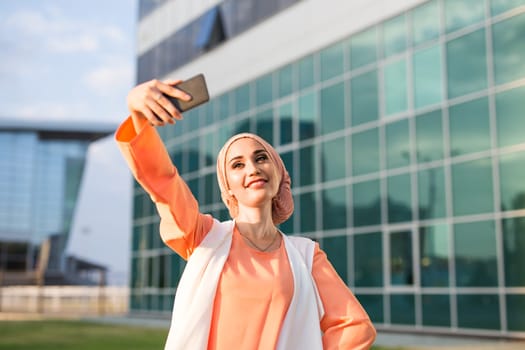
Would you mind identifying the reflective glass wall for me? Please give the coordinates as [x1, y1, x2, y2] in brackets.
[131, 0, 525, 336]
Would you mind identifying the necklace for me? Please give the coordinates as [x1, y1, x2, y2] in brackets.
[239, 231, 279, 252]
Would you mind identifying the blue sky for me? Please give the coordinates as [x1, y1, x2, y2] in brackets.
[0, 0, 138, 284]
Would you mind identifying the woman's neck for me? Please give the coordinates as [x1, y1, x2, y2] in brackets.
[235, 206, 276, 240]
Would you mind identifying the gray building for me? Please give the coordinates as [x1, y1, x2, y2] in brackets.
[130, 0, 525, 339]
[0, 119, 115, 285]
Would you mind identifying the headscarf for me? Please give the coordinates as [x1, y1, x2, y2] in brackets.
[216, 133, 294, 225]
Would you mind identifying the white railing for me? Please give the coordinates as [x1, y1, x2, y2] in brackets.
[0, 286, 129, 316]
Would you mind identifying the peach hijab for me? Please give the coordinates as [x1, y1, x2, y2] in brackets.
[216, 133, 294, 225]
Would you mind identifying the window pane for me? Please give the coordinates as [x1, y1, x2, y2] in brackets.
[320, 41, 344, 81]
[390, 294, 415, 325]
[457, 294, 500, 330]
[299, 145, 316, 186]
[298, 54, 315, 90]
[449, 97, 491, 156]
[413, 45, 443, 109]
[418, 166, 447, 220]
[278, 64, 293, 98]
[298, 91, 317, 141]
[420, 224, 450, 287]
[299, 191, 317, 233]
[278, 102, 293, 145]
[415, 110, 444, 162]
[352, 128, 380, 176]
[444, 0, 485, 33]
[322, 235, 348, 283]
[382, 14, 407, 57]
[255, 73, 273, 106]
[234, 83, 250, 114]
[353, 179, 381, 227]
[350, 70, 379, 126]
[254, 107, 274, 144]
[385, 119, 410, 169]
[383, 58, 408, 116]
[390, 230, 413, 286]
[499, 151, 525, 212]
[322, 185, 347, 230]
[350, 27, 377, 69]
[496, 86, 525, 147]
[502, 217, 525, 286]
[354, 232, 383, 287]
[493, 13, 525, 85]
[320, 82, 345, 135]
[507, 294, 525, 331]
[454, 220, 498, 287]
[412, 0, 440, 46]
[446, 29, 488, 99]
[387, 174, 412, 223]
[321, 136, 346, 182]
[491, 0, 525, 16]
[356, 294, 384, 323]
[422, 294, 451, 327]
[451, 158, 494, 216]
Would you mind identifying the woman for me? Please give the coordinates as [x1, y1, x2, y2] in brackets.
[115, 78, 376, 349]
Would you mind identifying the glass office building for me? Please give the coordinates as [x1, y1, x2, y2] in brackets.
[0, 120, 114, 281]
[131, 0, 525, 338]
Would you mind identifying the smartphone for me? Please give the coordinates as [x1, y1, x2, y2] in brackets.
[166, 73, 210, 113]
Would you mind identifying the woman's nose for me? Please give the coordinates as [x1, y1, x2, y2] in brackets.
[246, 161, 260, 175]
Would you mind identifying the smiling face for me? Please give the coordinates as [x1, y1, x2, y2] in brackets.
[225, 137, 280, 213]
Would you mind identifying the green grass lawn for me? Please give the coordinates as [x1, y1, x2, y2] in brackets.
[0, 319, 401, 350]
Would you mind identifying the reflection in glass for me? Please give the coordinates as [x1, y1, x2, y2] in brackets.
[353, 179, 381, 227]
[448, 97, 490, 156]
[444, 0, 485, 33]
[499, 151, 525, 212]
[446, 29, 487, 99]
[350, 27, 377, 69]
[322, 235, 348, 283]
[278, 102, 294, 145]
[422, 294, 451, 327]
[413, 45, 443, 109]
[352, 128, 380, 176]
[321, 137, 346, 182]
[235, 83, 250, 114]
[255, 73, 273, 106]
[320, 82, 345, 135]
[322, 185, 347, 230]
[412, 0, 440, 45]
[387, 174, 412, 223]
[385, 119, 410, 169]
[390, 230, 413, 286]
[350, 70, 379, 126]
[320, 41, 344, 81]
[502, 217, 525, 286]
[356, 294, 384, 323]
[492, 13, 525, 85]
[278, 64, 293, 98]
[383, 59, 408, 116]
[454, 220, 498, 287]
[415, 110, 444, 162]
[418, 166, 446, 220]
[390, 294, 415, 325]
[419, 224, 449, 287]
[354, 232, 383, 287]
[382, 14, 407, 57]
[255, 107, 273, 145]
[457, 294, 500, 330]
[299, 145, 316, 186]
[298, 54, 315, 90]
[451, 158, 494, 216]
[496, 86, 525, 147]
[298, 91, 317, 140]
[299, 191, 317, 233]
[491, 0, 525, 16]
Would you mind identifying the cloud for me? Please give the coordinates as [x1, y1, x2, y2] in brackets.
[83, 63, 134, 95]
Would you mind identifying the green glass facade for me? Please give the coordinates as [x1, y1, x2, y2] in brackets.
[132, 0, 525, 336]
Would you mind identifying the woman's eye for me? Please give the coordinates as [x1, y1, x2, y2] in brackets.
[232, 162, 243, 169]
[256, 154, 268, 162]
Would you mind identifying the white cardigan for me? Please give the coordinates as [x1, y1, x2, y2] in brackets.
[164, 219, 325, 350]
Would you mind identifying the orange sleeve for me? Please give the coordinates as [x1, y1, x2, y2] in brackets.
[115, 117, 213, 259]
[312, 244, 376, 350]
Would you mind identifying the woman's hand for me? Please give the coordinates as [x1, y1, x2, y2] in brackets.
[127, 78, 192, 129]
